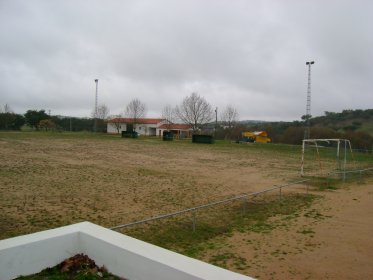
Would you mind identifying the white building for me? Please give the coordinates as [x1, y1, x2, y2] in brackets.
[106, 118, 193, 138]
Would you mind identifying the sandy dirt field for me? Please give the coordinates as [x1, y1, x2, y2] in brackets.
[0, 133, 296, 238]
[0, 132, 372, 279]
[198, 181, 373, 279]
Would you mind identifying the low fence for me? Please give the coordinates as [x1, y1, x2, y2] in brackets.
[326, 167, 373, 185]
[110, 167, 373, 233]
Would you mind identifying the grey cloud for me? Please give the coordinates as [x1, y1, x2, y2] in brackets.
[0, 0, 372, 120]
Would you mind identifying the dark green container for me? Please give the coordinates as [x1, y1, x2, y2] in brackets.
[121, 131, 138, 138]
[163, 131, 174, 141]
[192, 134, 214, 144]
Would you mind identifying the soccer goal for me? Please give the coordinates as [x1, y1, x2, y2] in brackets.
[300, 139, 354, 177]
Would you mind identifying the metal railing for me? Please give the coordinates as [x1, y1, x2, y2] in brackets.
[110, 179, 311, 231]
[110, 167, 373, 232]
[331, 167, 373, 182]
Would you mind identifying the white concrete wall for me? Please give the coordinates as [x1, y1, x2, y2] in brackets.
[0, 225, 81, 279]
[107, 123, 159, 135]
[107, 123, 126, 134]
[135, 123, 157, 136]
[0, 222, 254, 280]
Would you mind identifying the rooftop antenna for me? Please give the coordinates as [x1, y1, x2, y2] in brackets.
[94, 79, 98, 133]
[304, 61, 315, 139]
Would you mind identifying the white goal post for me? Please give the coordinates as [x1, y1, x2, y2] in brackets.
[300, 139, 353, 176]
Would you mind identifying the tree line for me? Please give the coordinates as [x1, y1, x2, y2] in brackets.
[0, 104, 108, 132]
[1, 99, 372, 151]
[250, 109, 373, 151]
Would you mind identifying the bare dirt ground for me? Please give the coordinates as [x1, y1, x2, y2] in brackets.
[0, 133, 292, 239]
[1, 132, 372, 279]
[199, 181, 373, 279]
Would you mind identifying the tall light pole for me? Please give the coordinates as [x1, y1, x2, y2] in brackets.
[215, 107, 218, 138]
[304, 61, 314, 140]
[94, 79, 99, 133]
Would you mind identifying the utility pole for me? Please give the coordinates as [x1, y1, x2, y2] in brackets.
[94, 79, 98, 133]
[304, 61, 314, 140]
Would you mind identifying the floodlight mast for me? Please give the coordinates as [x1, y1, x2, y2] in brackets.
[304, 61, 315, 140]
[94, 79, 99, 133]
[215, 107, 218, 138]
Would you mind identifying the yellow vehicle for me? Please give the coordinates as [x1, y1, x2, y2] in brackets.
[241, 131, 271, 143]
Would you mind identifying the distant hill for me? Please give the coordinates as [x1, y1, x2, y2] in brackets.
[310, 109, 373, 136]
[239, 120, 269, 125]
[246, 109, 373, 149]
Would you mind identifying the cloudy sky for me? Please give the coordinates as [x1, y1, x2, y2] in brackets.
[0, 0, 372, 121]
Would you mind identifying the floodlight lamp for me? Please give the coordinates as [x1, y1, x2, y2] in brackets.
[95, 79, 98, 82]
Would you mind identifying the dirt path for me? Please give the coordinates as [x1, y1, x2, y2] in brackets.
[280, 182, 373, 279]
[214, 181, 373, 279]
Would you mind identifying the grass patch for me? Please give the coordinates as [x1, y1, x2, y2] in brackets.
[209, 252, 248, 270]
[304, 176, 341, 190]
[122, 193, 318, 258]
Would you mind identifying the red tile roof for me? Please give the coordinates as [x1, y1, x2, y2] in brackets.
[107, 118, 164, 124]
[158, 124, 192, 130]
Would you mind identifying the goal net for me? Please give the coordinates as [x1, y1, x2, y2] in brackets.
[300, 139, 355, 177]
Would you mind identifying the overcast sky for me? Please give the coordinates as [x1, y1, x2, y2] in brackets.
[0, 0, 372, 121]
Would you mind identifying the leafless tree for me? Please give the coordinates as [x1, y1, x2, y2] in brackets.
[91, 104, 110, 120]
[161, 104, 176, 131]
[125, 98, 146, 130]
[220, 105, 239, 140]
[221, 105, 239, 128]
[108, 114, 123, 134]
[96, 104, 110, 120]
[176, 92, 213, 132]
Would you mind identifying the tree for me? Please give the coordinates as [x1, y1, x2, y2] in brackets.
[161, 105, 176, 131]
[39, 119, 56, 131]
[301, 114, 312, 121]
[221, 105, 238, 128]
[51, 116, 93, 132]
[125, 98, 146, 131]
[24, 110, 49, 130]
[176, 92, 213, 132]
[93, 104, 110, 120]
[95, 104, 110, 132]
[0, 104, 26, 131]
[281, 126, 304, 145]
[344, 131, 373, 151]
[0, 104, 15, 130]
[220, 105, 239, 140]
[108, 114, 123, 134]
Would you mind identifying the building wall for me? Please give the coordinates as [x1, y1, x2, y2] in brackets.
[107, 123, 158, 136]
[107, 123, 127, 134]
[135, 124, 157, 136]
